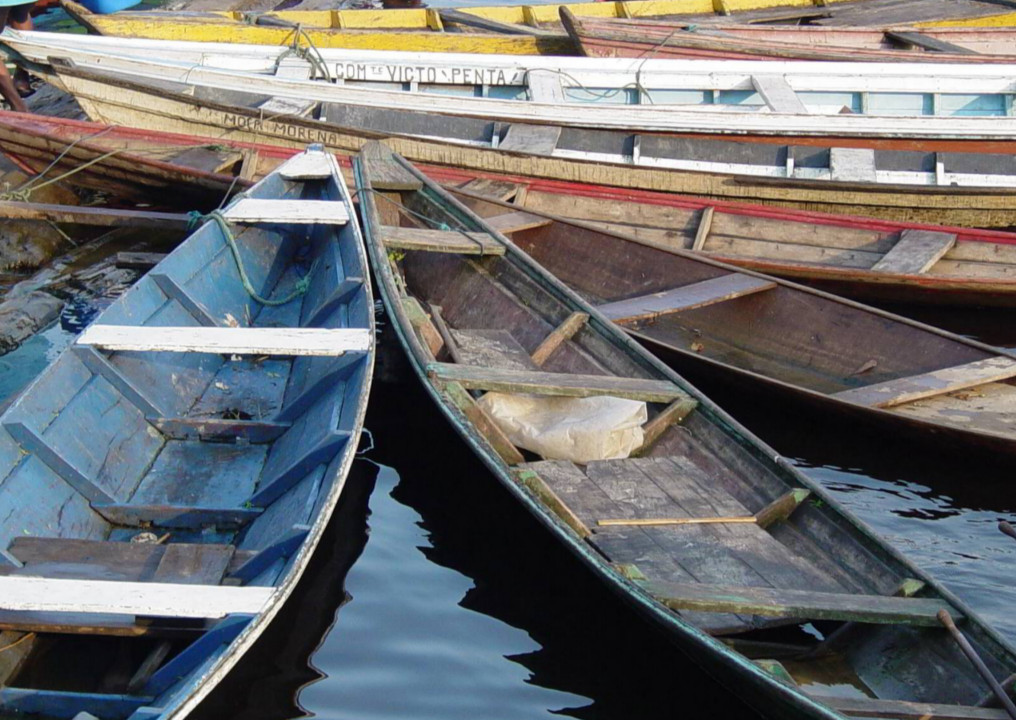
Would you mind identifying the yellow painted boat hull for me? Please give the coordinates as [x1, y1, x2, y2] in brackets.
[61, 0, 870, 55]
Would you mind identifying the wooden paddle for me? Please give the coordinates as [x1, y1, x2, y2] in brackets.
[939, 609, 1016, 719]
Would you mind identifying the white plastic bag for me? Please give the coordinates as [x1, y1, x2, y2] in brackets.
[477, 392, 647, 463]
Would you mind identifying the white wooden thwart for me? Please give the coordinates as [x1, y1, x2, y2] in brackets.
[278, 151, 335, 180]
[0, 576, 274, 618]
[222, 198, 350, 225]
[76, 325, 373, 356]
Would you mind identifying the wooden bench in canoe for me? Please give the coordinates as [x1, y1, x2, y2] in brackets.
[0, 147, 374, 720]
[356, 141, 1016, 720]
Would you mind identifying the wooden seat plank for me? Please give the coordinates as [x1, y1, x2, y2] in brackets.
[381, 226, 505, 256]
[485, 211, 553, 235]
[596, 274, 776, 324]
[751, 74, 807, 114]
[832, 356, 1016, 408]
[278, 151, 334, 180]
[360, 140, 423, 191]
[76, 325, 372, 357]
[151, 417, 290, 443]
[871, 229, 957, 275]
[221, 198, 348, 225]
[499, 124, 562, 155]
[152, 545, 235, 586]
[0, 576, 272, 618]
[815, 695, 1007, 720]
[830, 147, 877, 183]
[640, 580, 957, 625]
[427, 363, 689, 403]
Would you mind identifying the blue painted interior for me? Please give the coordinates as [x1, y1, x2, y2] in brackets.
[0, 150, 372, 719]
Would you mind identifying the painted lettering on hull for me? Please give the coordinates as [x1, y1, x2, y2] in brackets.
[334, 63, 520, 86]
[221, 112, 345, 147]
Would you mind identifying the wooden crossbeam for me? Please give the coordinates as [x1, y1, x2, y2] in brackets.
[635, 397, 699, 455]
[381, 226, 504, 256]
[598, 488, 809, 528]
[871, 229, 956, 275]
[92, 504, 262, 530]
[150, 417, 291, 443]
[531, 311, 589, 366]
[513, 467, 591, 538]
[442, 381, 524, 465]
[484, 211, 553, 235]
[428, 363, 688, 403]
[832, 356, 1016, 408]
[814, 695, 1008, 720]
[0, 202, 189, 229]
[76, 325, 372, 357]
[150, 273, 219, 327]
[691, 206, 714, 252]
[885, 31, 978, 55]
[640, 580, 958, 625]
[751, 74, 807, 114]
[221, 198, 348, 225]
[596, 274, 776, 324]
[0, 576, 272, 618]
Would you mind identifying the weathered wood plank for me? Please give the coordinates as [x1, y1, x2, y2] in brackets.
[636, 398, 699, 455]
[115, 252, 167, 271]
[0, 576, 272, 618]
[92, 504, 262, 530]
[484, 211, 553, 235]
[255, 96, 317, 117]
[150, 273, 218, 327]
[403, 296, 443, 359]
[153, 544, 234, 585]
[832, 356, 1016, 408]
[360, 140, 423, 191]
[451, 329, 537, 371]
[886, 31, 979, 55]
[382, 226, 505, 256]
[751, 75, 807, 114]
[815, 695, 1008, 720]
[77, 325, 372, 356]
[441, 381, 524, 465]
[2, 422, 115, 505]
[438, 8, 563, 36]
[691, 206, 714, 252]
[221, 198, 348, 225]
[531, 311, 589, 367]
[871, 229, 957, 275]
[596, 274, 776, 323]
[499, 124, 562, 156]
[640, 580, 958, 625]
[527, 69, 567, 103]
[0, 202, 189, 229]
[428, 363, 688, 403]
[278, 150, 334, 180]
[830, 147, 877, 183]
[456, 178, 522, 202]
[512, 467, 592, 538]
[150, 417, 290, 443]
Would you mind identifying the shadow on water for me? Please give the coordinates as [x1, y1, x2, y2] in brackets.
[196, 379, 761, 720]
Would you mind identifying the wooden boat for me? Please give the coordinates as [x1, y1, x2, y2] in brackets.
[563, 13, 1016, 63]
[8, 112, 1016, 308]
[0, 111, 252, 207]
[12, 30, 1016, 126]
[356, 140, 1016, 720]
[57, 0, 883, 56]
[17, 60, 1016, 227]
[448, 180, 1016, 456]
[0, 145, 374, 720]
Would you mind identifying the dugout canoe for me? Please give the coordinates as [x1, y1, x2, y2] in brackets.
[17, 60, 1016, 227]
[12, 30, 1016, 125]
[0, 145, 374, 720]
[8, 112, 1016, 308]
[356, 140, 1016, 720]
[563, 12, 1016, 63]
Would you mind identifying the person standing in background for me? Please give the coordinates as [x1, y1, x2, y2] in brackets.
[0, 2, 35, 112]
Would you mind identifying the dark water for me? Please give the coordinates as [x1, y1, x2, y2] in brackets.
[2, 282, 1016, 719]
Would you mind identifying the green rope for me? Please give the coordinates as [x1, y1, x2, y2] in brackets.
[203, 210, 313, 306]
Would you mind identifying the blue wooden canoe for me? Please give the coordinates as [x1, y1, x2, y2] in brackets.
[355, 140, 1016, 720]
[0, 145, 374, 719]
